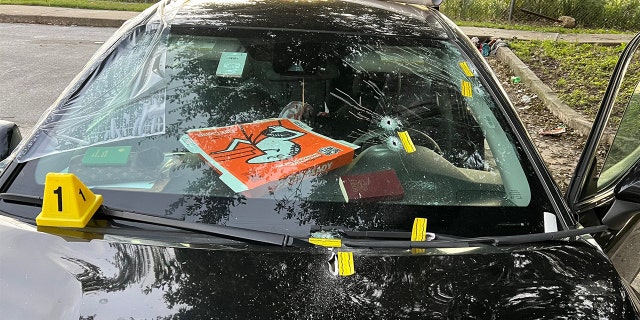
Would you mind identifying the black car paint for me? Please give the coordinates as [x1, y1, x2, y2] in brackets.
[1, 221, 637, 319]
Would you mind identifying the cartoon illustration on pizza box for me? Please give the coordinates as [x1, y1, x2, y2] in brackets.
[180, 119, 357, 192]
[210, 124, 305, 164]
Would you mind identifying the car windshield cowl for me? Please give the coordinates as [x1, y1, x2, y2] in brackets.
[0, 191, 607, 249]
[43, 210, 615, 249]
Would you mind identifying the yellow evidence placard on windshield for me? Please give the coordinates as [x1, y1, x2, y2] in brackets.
[397, 131, 416, 153]
[36, 173, 103, 228]
[461, 80, 473, 98]
[459, 61, 475, 78]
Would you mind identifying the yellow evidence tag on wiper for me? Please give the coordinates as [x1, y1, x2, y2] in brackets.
[411, 217, 428, 242]
[411, 217, 428, 254]
[308, 238, 342, 247]
[36, 173, 103, 228]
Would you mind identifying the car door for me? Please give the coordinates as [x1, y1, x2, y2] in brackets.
[566, 32, 640, 290]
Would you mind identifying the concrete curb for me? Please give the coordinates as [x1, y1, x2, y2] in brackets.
[464, 26, 634, 44]
[495, 46, 595, 137]
[0, 14, 127, 27]
[0, 5, 137, 28]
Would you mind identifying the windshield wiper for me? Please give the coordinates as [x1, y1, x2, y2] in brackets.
[0, 192, 43, 206]
[471, 225, 608, 246]
[0, 193, 312, 248]
[100, 206, 314, 248]
[339, 225, 608, 248]
[1, 193, 608, 248]
[311, 225, 465, 241]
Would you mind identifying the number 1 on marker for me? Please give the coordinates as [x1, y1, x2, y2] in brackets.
[53, 186, 63, 212]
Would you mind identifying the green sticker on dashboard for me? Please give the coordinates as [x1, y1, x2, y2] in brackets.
[216, 52, 247, 78]
[81, 146, 132, 166]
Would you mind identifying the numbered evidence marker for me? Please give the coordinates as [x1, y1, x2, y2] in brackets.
[397, 131, 416, 153]
[411, 217, 428, 242]
[411, 217, 429, 254]
[36, 173, 103, 228]
[328, 251, 356, 277]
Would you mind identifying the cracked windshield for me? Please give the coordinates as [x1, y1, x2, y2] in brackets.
[9, 22, 544, 236]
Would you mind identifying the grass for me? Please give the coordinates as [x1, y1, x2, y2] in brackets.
[1, 1, 633, 34]
[454, 20, 631, 35]
[0, 0, 152, 11]
[2, 1, 636, 33]
[509, 40, 630, 119]
[440, 0, 640, 31]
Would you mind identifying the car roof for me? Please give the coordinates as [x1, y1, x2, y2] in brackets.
[162, 0, 449, 39]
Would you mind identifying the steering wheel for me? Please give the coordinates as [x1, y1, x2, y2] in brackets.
[353, 127, 443, 154]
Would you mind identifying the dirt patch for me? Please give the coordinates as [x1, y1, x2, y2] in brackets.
[486, 57, 587, 192]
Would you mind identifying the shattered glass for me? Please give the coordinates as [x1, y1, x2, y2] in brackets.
[18, 25, 169, 162]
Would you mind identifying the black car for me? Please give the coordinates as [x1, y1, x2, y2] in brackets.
[1, 0, 639, 318]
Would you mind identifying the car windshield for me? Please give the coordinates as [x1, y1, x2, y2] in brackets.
[3, 3, 553, 237]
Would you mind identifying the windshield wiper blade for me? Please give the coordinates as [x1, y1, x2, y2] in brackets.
[472, 225, 608, 246]
[101, 206, 314, 248]
[342, 239, 472, 248]
[0, 193, 312, 248]
[0, 193, 43, 206]
[311, 225, 463, 241]
[339, 225, 608, 249]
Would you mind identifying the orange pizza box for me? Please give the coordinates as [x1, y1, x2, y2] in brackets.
[180, 119, 358, 192]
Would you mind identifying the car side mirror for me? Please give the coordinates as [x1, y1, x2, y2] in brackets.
[0, 120, 22, 161]
[616, 180, 640, 202]
[601, 177, 640, 230]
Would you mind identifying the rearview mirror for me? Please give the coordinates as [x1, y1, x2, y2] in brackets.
[0, 120, 22, 161]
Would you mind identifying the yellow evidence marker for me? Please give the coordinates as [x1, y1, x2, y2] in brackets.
[397, 131, 416, 153]
[411, 217, 428, 254]
[411, 217, 428, 242]
[308, 238, 342, 248]
[459, 61, 475, 78]
[36, 173, 103, 228]
[337, 251, 355, 276]
[461, 80, 473, 98]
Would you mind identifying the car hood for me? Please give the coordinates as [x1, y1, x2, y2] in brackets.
[0, 219, 637, 319]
